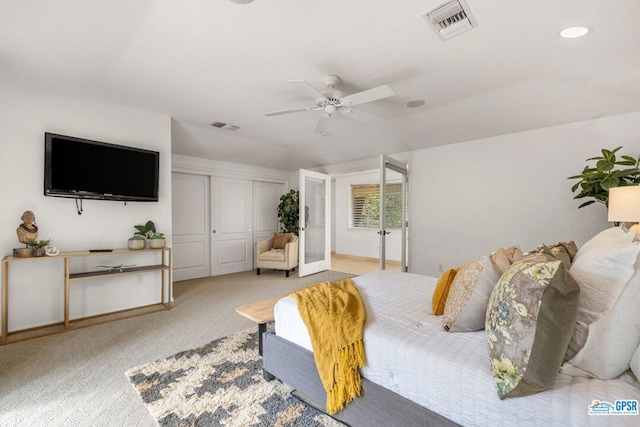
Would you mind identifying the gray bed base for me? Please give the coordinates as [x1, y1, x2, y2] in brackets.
[262, 332, 460, 427]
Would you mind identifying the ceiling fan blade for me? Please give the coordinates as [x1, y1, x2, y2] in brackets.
[289, 80, 329, 101]
[340, 84, 395, 107]
[342, 108, 386, 125]
[264, 106, 321, 116]
[314, 114, 331, 134]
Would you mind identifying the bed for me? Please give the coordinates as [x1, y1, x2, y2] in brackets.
[262, 269, 640, 427]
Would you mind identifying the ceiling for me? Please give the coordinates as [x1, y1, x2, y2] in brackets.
[2, 0, 639, 171]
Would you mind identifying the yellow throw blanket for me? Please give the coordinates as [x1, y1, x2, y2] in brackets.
[290, 278, 366, 414]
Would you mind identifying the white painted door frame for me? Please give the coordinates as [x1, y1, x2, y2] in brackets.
[379, 155, 409, 272]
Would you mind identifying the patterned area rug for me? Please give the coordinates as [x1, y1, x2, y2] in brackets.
[126, 329, 343, 427]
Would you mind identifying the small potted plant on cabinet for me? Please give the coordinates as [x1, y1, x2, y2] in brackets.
[127, 234, 146, 250]
[148, 232, 166, 249]
[26, 239, 52, 257]
[132, 220, 166, 249]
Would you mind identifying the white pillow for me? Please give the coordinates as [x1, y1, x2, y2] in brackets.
[568, 268, 640, 378]
[565, 230, 639, 361]
[573, 226, 635, 261]
[631, 344, 640, 381]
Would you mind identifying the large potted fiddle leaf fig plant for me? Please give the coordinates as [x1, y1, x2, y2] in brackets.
[568, 146, 639, 208]
[277, 189, 300, 235]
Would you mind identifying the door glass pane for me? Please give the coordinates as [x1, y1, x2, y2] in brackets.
[383, 170, 403, 271]
[304, 176, 326, 264]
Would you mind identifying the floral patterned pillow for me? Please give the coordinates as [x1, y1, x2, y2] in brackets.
[485, 253, 580, 399]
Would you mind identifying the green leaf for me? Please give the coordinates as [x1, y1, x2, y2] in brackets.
[620, 155, 638, 163]
[600, 176, 620, 190]
[596, 160, 614, 171]
[571, 182, 581, 192]
[578, 200, 597, 208]
[612, 169, 639, 177]
[134, 225, 147, 233]
[586, 156, 605, 161]
[602, 149, 614, 162]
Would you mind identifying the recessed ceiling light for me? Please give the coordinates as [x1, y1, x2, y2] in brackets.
[559, 26, 591, 39]
[229, 0, 254, 4]
[406, 100, 426, 108]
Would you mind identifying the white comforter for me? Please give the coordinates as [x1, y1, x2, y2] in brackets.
[274, 270, 640, 427]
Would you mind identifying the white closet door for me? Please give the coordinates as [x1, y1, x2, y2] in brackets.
[171, 172, 211, 281]
[211, 177, 253, 275]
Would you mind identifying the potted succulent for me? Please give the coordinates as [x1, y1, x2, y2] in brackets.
[127, 234, 146, 250]
[148, 232, 166, 249]
[26, 239, 52, 257]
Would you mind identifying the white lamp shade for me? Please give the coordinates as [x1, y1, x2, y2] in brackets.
[608, 186, 640, 222]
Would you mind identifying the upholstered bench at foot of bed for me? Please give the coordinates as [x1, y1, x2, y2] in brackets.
[262, 332, 460, 427]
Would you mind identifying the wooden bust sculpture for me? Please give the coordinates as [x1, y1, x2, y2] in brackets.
[17, 210, 38, 244]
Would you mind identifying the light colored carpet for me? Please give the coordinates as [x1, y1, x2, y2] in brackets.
[0, 269, 352, 427]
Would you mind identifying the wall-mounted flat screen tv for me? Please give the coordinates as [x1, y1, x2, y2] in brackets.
[44, 133, 159, 202]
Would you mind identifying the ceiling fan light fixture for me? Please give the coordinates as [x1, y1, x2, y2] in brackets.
[559, 26, 591, 39]
[264, 74, 395, 135]
[406, 99, 426, 108]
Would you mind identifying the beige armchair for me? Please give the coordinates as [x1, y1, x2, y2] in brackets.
[256, 233, 298, 277]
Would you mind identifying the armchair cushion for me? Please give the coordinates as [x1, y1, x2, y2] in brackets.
[273, 233, 292, 249]
[259, 250, 286, 262]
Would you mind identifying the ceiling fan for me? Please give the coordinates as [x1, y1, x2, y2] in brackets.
[264, 75, 395, 135]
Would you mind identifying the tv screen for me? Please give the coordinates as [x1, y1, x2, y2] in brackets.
[44, 133, 159, 202]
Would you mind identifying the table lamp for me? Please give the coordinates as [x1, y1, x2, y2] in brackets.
[608, 185, 640, 236]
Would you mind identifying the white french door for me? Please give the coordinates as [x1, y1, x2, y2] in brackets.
[298, 169, 331, 277]
[379, 155, 409, 272]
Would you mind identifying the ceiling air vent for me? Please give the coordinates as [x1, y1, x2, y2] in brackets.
[209, 121, 240, 131]
[422, 0, 477, 41]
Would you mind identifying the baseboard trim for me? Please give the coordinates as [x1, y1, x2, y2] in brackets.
[332, 252, 401, 267]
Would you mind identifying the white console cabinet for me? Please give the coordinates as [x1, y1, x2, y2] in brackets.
[1, 247, 172, 345]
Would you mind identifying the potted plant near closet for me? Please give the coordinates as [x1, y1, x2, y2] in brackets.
[277, 189, 300, 235]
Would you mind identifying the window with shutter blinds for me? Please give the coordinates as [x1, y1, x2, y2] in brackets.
[350, 182, 403, 229]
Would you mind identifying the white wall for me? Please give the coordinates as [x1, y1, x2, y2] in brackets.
[0, 86, 172, 331]
[320, 111, 640, 276]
